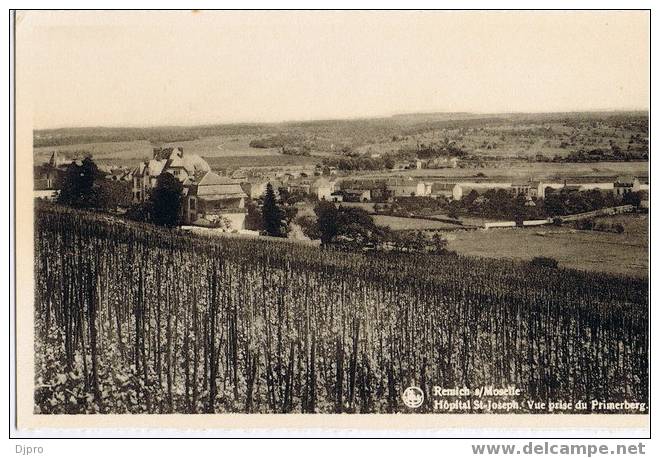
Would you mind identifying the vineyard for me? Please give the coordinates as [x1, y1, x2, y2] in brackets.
[34, 204, 648, 414]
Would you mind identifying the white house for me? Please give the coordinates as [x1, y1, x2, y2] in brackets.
[387, 179, 430, 197]
[614, 176, 642, 196]
[311, 178, 335, 200]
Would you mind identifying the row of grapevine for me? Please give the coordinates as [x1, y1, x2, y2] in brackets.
[34, 204, 648, 414]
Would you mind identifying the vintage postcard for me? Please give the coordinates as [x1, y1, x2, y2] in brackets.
[12, 9, 650, 436]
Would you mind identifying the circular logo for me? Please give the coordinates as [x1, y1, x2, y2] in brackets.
[402, 386, 424, 409]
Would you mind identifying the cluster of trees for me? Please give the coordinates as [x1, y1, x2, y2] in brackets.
[440, 189, 502, 220]
[574, 218, 625, 234]
[622, 191, 644, 207]
[298, 201, 448, 254]
[398, 141, 469, 160]
[57, 157, 101, 208]
[441, 187, 641, 222]
[147, 173, 184, 227]
[55, 155, 188, 228]
[534, 139, 648, 163]
[56, 157, 131, 211]
[277, 187, 312, 206]
[249, 134, 305, 149]
[543, 189, 621, 216]
[375, 196, 449, 218]
[260, 184, 295, 237]
[530, 256, 559, 269]
[418, 143, 468, 158]
[449, 189, 542, 221]
[562, 147, 648, 162]
[250, 135, 313, 156]
[306, 201, 389, 246]
[321, 154, 396, 171]
[245, 184, 298, 237]
[113, 172, 187, 228]
[280, 145, 311, 156]
[452, 187, 643, 221]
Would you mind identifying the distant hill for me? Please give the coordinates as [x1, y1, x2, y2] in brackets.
[34, 110, 648, 149]
[390, 112, 490, 122]
[33, 111, 648, 170]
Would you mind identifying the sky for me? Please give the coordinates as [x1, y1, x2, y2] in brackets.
[19, 10, 650, 129]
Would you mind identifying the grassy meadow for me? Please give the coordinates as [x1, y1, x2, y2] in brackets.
[444, 213, 648, 278]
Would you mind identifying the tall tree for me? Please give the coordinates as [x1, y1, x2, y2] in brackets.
[261, 183, 285, 237]
[623, 190, 642, 207]
[58, 156, 100, 208]
[314, 200, 339, 245]
[244, 200, 263, 231]
[313, 203, 394, 249]
[150, 172, 183, 227]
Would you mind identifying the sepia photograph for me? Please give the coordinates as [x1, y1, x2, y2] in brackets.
[12, 9, 650, 435]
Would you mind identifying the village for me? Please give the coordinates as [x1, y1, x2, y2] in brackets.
[34, 145, 649, 236]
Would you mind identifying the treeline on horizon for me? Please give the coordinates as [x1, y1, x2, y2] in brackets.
[33, 111, 648, 149]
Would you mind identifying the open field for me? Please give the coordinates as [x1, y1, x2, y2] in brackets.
[444, 214, 648, 278]
[34, 140, 155, 166]
[352, 161, 649, 182]
[205, 154, 320, 169]
[372, 215, 462, 231]
[34, 135, 297, 166]
[35, 139, 320, 170]
[161, 135, 281, 157]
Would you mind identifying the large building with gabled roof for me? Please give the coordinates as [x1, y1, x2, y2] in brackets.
[131, 147, 210, 203]
[183, 171, 248, 229]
